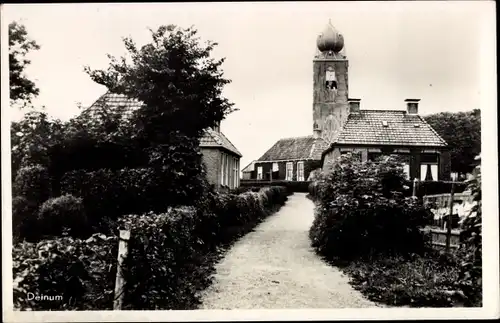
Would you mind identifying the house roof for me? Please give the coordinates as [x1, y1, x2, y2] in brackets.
[241, 160, 256, 172]
[80, 91, 242, 157]
[200, 128, 242, 157]
[334, 110, 448, 147]
[257, 136, 328, 161]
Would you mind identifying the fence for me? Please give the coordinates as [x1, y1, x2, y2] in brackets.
[421, 227, 461, 250]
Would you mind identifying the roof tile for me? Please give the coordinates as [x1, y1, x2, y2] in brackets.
[258, 136, 327, 161]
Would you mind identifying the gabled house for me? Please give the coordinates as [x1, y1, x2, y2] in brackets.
[249, 136, 328, 181]
[80, 92, 242, 190]
[250, 20, 450, 182]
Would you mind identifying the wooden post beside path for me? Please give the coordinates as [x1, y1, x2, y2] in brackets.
[412, 178, 418, 197]
[114, 230, 131, 310]
[445, 182, 455, 253]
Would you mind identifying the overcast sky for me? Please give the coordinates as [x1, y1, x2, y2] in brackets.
[3, 1, 494, 170]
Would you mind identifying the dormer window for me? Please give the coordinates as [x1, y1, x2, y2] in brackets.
[414, 124, 420, 128]
[382, 121, 388, 127]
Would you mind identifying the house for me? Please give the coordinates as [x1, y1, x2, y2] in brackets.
[80, 92, 243, 190]
[241, 161, 256, 180]
[250, 19, 450, 181]
[250, 136, 328, 181]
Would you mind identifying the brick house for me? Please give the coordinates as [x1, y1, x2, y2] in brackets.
[81, 92, 242, 190]
[249, 20, 449, 181]
[248, 136, 328, 181]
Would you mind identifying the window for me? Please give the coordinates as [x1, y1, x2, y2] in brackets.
[257, 166, 263, 180]
[272, 162, 279, 172]
[221, 153, 226, 185]
[297, 161, 305, 181]
[402, 163, 410, 179]
[286, 162, 294, 181]
[232, 158, 238, 188]
[420, 154, 439, 181]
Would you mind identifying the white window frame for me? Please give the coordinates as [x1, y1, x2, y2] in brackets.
[297, 161, 305, 181]
[257, 166, 263, 180]
[286, 162, 294, 181]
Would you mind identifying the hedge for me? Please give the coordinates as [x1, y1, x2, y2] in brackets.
[240, 180, 310, 193]
[13, 234, 118, 310]
[415, 180, 468, 197]
[119, 186, 288, 310]
[12, 186, 289, 310]
[60, 167, 207, 225]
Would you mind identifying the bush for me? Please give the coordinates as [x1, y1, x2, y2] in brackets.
[13, 234, 118, 310]
[38, 194, 88, 238]
[309, 153, 432, 261]
[12, 196, 40, 242]
[13, 165, 52, 205]
[416, 180, 468, 197]
[118, 186, 288, 310]
[240, 180, 310, 193]
[60, 167, 207, 226]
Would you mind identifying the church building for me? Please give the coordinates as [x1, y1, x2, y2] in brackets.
[250, 20, 450, 182]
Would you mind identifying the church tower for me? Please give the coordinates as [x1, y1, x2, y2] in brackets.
[312, 20, 349, 144]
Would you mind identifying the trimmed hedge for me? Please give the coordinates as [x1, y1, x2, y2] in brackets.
[12, 186, 289, 310]
[12, 196, 39, 242]
[13, 165, 52, 206]
[60, 167, 207, 225]
[240, 180, 310, 193]
[119, 186, 288, 310]
[416, 180, 468, 198]
[38, 194, 89, 238]
[13, 234, 118, 310]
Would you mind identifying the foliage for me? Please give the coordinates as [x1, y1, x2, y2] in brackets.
[309, 153, 432, 261]
[456, 158, 482, 306]
[60, 166, 207, 225]
[13, 234, 118, 310]
[424, 110, 481, 175]
[240, 180, 311, 193]
[416, 180, 468, 198]
[84, 24, 235, 143]
[13, 165, 52, 206]
[340, 251, 466, 307]
[12, 196, 39, 242]
[9, 21, 40, 107]
[118, 186, 288, 310]
[38, 195, 89, 238]
[11, 112, 65, 181]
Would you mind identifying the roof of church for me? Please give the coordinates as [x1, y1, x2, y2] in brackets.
[334, 110, 448, 147]
[257, 136, 328, 161]
[81, 91, 242, 157]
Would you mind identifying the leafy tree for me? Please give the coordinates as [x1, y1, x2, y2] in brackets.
[11, 111, 65, 180]
[9, 21, 40, 107]
[84, 24, 235, 144]
[424, 110, 481, 176]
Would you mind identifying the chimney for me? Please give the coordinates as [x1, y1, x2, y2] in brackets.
[213, 121, 221, 132]
[405, 99, 420, 115]
[348, 98, 361, 114]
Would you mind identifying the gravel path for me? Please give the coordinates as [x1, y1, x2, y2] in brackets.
[199, 193, 381, 309]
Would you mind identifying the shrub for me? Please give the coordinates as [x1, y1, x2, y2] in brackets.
[60, 167, 207, 226]
[13, 165, 52, 205]
[118, 185, 288, 310]
[38, 194, 88, 238]
[12, 196, 40, 242]
[309, 153, 432, 261]
[240, 180, 310, 193]
[13, 234, 118, 310]
[416, 180, 468, 197]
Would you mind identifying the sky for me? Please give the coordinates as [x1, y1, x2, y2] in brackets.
[2, 1, 495, 170]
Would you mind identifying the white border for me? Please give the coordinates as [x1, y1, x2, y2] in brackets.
[2, 2, 499, 322]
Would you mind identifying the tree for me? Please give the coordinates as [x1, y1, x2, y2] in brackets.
[11, 111, 65, 180]
[424, 109, 481, 176]
[9, 21, 41, 107]
[84, 24, 235, 144]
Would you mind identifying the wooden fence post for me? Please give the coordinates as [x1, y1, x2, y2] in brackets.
[114, 230, 131, 310]
[445, 182, 455, 253]
[412, 178, 418, 197]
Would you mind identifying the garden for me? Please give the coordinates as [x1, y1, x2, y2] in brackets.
[308, 153, 482, 307]
[11, 24, 291, 310]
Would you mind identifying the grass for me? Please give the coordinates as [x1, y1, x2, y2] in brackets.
[335, 250, 469, 307]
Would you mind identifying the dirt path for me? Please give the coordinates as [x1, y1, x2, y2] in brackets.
[199, 193, 381, 309]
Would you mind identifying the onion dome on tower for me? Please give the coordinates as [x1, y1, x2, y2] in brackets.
[315, 19, 346, 59]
